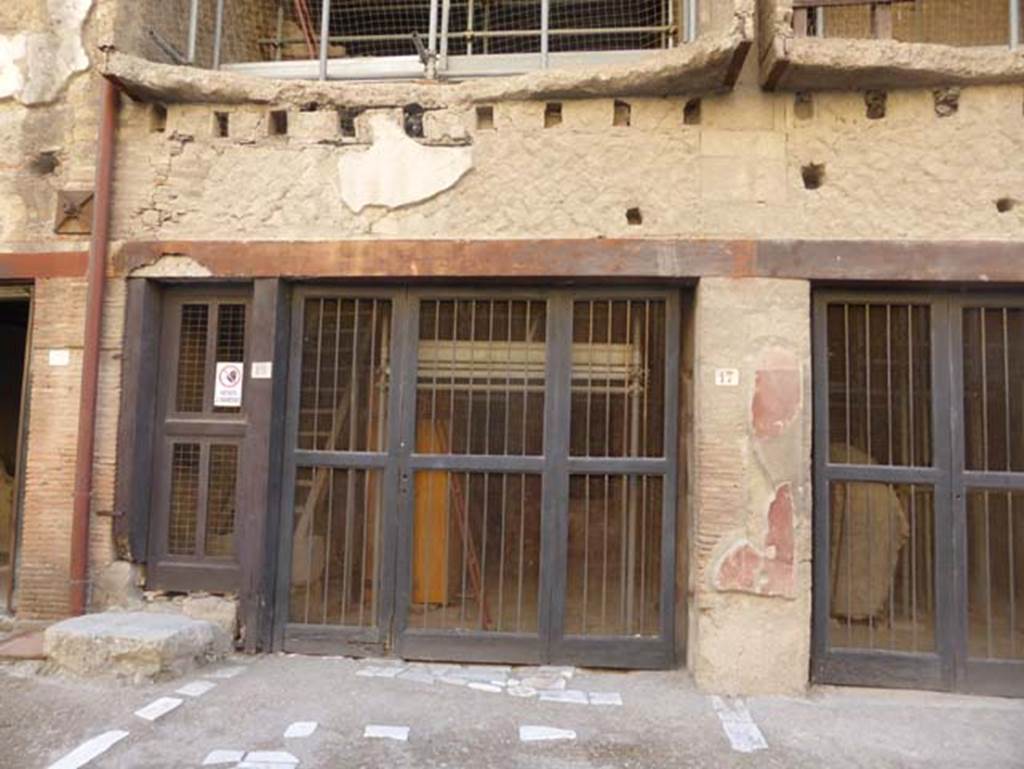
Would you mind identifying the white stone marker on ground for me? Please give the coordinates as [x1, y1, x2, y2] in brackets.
[207, 665, 246, 679]
[364, 725, 410, 741]
[201, 748, 245, 765]
[240, 750, 300, 764]
[134, 696, 183, 721]
[47, 730, 130, 769]
[284, 721, 318, 738]
[588, 692, 623, 706]
[176, 680, 216, 697]
[467, 681, 503, 693]
[710, 696, 768, 754]
[538, 689, 589, 705]
[519, 726, 577, 742]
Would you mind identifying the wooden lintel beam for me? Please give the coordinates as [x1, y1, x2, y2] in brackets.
[113, 239, 1024, 285]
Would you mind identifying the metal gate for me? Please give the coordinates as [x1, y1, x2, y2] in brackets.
[275, 287, 679, 668]
[812, 291, 1024, 696]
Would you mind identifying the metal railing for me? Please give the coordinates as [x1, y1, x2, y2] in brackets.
[792, 0, 1021, 48]
[177, 0, 698, 80]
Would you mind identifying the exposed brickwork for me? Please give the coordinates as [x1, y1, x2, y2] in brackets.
[14, 278, 124, 619]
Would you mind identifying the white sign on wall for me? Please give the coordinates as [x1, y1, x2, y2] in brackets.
[214, 362, 244, 407]
[251, 361, 273, 380]
[714, 368, 740, 387]
[48, 348, 70, 367]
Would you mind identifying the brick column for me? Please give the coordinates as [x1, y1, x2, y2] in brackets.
[688, 277, 812, 694]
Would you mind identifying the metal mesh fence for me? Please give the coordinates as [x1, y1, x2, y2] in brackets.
[803, 0, 1019, 47]
[166, 0, 684, 67]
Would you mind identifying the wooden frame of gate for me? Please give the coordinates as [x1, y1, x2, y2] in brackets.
[812, 289, 1024, 696]
[273, 285, 680, 669]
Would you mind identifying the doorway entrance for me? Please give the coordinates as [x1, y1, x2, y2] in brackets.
[0, 288, 30, 615]
[275, 287, 680, 669]
[812, 291, 1024, 696]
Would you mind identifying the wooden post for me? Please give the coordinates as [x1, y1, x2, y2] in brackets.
[794, 7, 810, 37]
[871, 2, 894, 38]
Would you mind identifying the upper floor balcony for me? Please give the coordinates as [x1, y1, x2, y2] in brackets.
[146, 0, 715, 81]
[761, 0, 1024, 90]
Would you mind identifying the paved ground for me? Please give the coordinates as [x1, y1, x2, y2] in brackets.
[1, 653, 1022, 769]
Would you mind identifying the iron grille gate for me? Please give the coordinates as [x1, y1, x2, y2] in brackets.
[274, 287, 679, 668]
[812, 291, 1024, 696]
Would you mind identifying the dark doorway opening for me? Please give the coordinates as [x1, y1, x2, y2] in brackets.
[0, 292, 30, 615]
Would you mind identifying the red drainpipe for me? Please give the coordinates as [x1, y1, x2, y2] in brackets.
[69, 77, 119, 615]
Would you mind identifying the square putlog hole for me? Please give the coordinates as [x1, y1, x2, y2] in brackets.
[150, 104, 167, 133]
[214, 111, 230, 138]
[683, 98, 701, 126]
[626, 207, 643, 226]
[476, 105, 495, 130]
[801, 163, 826, 190]
[338, 108, 357, 138]
[269, 109, 289, 136]
[613, 100, 631, 127]
[544, 102, 562, 128]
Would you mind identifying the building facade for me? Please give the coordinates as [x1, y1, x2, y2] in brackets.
[1, 0, 1022, 696]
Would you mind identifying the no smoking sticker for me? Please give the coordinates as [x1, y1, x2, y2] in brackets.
[214, 361, 244, 407]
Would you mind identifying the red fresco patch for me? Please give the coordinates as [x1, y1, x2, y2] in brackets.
[751, 368, 801, 439]
[714, 484, 795, 597]
[717, 544, 760, 593]
[765, 484, 794, 565]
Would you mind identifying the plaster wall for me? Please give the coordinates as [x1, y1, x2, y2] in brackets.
[108, 56, 1024, 246]
[690, 277, 812, 695]
[0, 0, 115, 247]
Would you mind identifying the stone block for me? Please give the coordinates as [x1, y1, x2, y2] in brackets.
[181, 594, 238, 639]
[44, 612, 230, 681]
[700, 129, 785, 159]
[630, 98, 683, 131]
[91, 560, 145, 611]
[493, 101, 545, 131]
[423, 108, 471, 143]
[561, 99, 613, 130]
[699, 157, 787, 204]
[290, 109, 339, 143]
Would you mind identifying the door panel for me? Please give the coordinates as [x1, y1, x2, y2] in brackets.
[953, 298, 1024, 695]
[278, 287, 679, 669]
[814, 292, 1024, 696]
[148, 292, 250, 592]
[279, 292, 399, 654]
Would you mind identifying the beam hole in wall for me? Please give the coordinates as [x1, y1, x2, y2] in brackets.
[476, 105, 495, 130]
[933, 87, 959, 117]
[864, 90, 887, 120]
[613, 100, 631, 127]
[403, 104, 425, 138]
[28, 150, 59, 176]
[626, 207, 643, 225]
[802, 163, 825, 190]
[338, 108, 358, 138]
[150, 104, 167, 133]
[269, 109, 288, 136]
[683, 98, 701, 125]
[995, 197, 1017, 213]
[214, 111, 230, 138]
[544, 102, 563, 128]
[794, 92, 813, 121]
[300, 102, 320, 112]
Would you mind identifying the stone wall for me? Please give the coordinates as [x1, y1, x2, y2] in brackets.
[108, 56, 1024, 245]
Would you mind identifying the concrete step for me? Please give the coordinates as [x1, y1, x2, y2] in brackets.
[43, 612, 231, 681]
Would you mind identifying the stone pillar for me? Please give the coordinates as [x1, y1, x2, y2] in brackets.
[688, 277, 812, 695]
